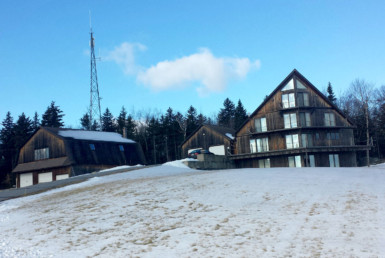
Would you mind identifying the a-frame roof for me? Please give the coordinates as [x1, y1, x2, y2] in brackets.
[235, 69, 353, 134]
[181, 124, 235, 146]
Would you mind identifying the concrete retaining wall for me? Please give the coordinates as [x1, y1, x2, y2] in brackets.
[183, 154, 235, 170]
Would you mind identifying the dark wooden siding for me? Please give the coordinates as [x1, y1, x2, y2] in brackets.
[17, 130, 66, 164]
[181, 126, 232, 158]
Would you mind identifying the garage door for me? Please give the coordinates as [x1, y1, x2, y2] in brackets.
[20, 173, 33, 188]
[38, 172, 52, 183]
[56, 174, 69, 181]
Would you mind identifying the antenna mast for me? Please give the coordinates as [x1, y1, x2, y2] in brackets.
[89, 11, 102, 130]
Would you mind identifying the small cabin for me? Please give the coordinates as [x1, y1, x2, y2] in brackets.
[12, 127, 146, 188]
[181, 124, 235, 158]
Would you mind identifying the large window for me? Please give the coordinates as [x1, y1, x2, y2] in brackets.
[286, 134, 299, 149]
[250, 139, 257, 153]
[255, 117, 267, 132]
[329, 154, 340, 167]
[256, 138, 269, 152]
[324, 113, 336, 126]
[282, 93, 295, 108]
[34, 148, 49, 160]
[284, 113, 297, 129]
[259, 158, 271, 168]
[301, 134, 313, 147]
[299, 112, 311, 127]
[288, 156, 301, 167]
[297, 92, 310, 106]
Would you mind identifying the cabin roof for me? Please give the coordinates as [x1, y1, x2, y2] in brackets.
[235, 69, 353, 134]
[181, 124, 235, 146]
[13, 157, 72, 173]
[42, 127, 135, 143]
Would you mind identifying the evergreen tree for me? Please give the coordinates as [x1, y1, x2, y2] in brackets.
[41, 101, 65, 127]
[32, 112, 40, 131]
[117, 106, 128, 135]
[0, 112, 15, 187]
[101, 108, 116, 132]
[14, 113, 34, 150]
[80, 113, 91, 130]
[125, 115, 137, 140]
[197, 113, 207, 125]
[217, 98, 235, 128]
[185, 106, 199, 137]
[327, 82, 337, 104]
[234, 99, 248, 130]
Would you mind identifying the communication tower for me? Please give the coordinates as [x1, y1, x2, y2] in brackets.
[89, 16, 102, 129]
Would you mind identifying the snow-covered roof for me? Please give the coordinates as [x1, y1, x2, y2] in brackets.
[225, 133, 234, 140]
[58, 130, 135, 143]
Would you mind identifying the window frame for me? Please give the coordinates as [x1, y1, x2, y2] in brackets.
[282, 93, 296, 108]
[255, 117, 267, 132]
[286, 134, 299, 149]
[258, 158, 271, 168]
[324, 112, 336, 126]
[256, 137, 269, 152]
[299, 112, 311, 127]
[284, 113, 298, 129]
[329, 154, 340, 167]
[288, 155, 302, 167]
[34, 147, 49, 161]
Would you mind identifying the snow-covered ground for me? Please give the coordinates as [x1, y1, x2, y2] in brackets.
[1, 162, 385, 257]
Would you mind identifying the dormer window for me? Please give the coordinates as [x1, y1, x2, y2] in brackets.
[34, 148, 49, 160]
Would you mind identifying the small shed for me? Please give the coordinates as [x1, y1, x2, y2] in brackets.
[12, 127, 146, 188]
[181, 124, 235, 158]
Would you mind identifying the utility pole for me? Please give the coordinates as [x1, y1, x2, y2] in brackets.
[89, 12, 102, 130]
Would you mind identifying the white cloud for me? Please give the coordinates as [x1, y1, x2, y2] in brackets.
[137, 48, 260, 95]
[106, 42, 146, 75]
[107, 43, 260, 96]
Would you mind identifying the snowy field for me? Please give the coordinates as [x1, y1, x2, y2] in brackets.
[1, 162, 385, 257]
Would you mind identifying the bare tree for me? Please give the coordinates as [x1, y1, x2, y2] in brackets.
[350, 79, 374, 167]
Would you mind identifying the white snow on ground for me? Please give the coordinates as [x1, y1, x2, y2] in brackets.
[163, 158, 197, 168]
[1, 162, 385, 257]
[99, 164, 143, 173]
[58, 130, 135, 143]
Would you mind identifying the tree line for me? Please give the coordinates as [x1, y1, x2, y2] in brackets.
[1, 79, 385, 188]
[0, 98, 247, 188]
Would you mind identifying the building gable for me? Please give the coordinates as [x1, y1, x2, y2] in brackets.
[236, 69, 353, 137]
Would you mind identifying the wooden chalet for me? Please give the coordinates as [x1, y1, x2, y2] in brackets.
[230, 69, 369, 168]
[181, 124, 235, 158]
[12, 127, 146, 188]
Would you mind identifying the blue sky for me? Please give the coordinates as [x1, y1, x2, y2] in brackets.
[1, 0, 385, 127]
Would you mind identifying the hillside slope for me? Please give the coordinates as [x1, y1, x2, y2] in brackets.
[1, 163, 385, 257]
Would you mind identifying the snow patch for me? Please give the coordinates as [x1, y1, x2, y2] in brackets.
[163, 158, 197, 168]
[226, 133, 234, 139]
[99, 164, 143, 173]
